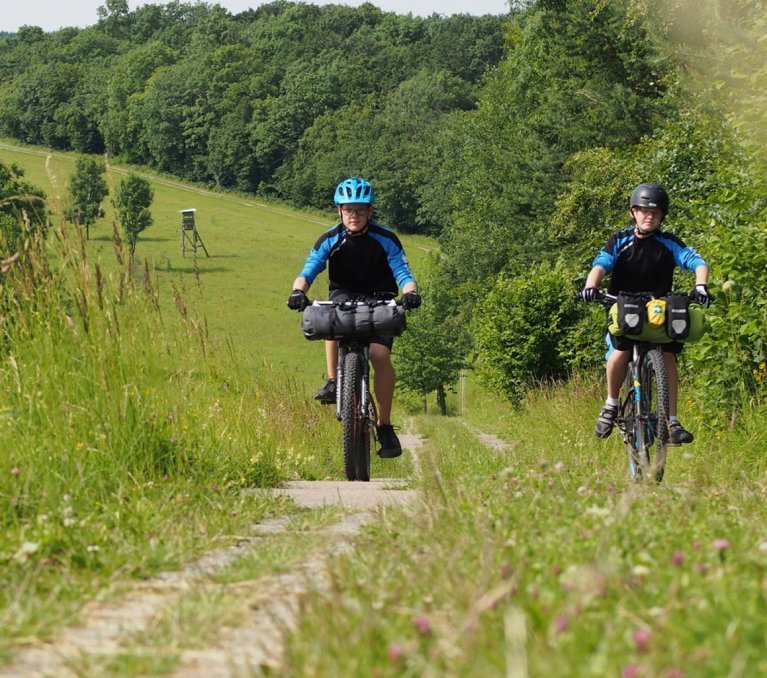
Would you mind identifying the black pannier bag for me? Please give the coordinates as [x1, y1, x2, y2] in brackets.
[616, 293, 645, 335]
[302, 302, 406, 341]
[665, 293, 691, 340]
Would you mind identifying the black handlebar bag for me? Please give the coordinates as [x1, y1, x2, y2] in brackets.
[302, 303, 406, 341]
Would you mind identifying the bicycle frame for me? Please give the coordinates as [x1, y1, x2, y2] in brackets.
[617, 342, 669, 482]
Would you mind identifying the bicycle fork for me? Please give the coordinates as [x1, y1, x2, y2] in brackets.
[335, 345, 372, 423]
[626, 346, 645, 479]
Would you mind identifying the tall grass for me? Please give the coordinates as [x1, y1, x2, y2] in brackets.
[283, 377, 767, 676]
[0, 211, 341, 653]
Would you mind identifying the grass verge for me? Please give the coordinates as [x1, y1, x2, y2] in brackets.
[282, 377, 767, 676]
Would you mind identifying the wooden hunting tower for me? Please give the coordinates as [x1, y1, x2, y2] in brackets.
[180, 208, 209, 258]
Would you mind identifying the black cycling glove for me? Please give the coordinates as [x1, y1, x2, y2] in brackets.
[580, 287, 600, 303]
[287, 289, 310, 311]
[689, 284, 714, 306]
[401, 291, 422, 309]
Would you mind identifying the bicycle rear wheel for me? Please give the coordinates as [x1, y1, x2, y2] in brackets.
[341, 351, 371, 482]
[636, 349, 670, 482]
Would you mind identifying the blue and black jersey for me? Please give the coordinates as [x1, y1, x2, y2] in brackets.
[298, 221, 416, 295]
[592, 227, 707, 297]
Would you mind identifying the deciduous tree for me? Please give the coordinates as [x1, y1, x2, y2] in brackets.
[113, 173, 153, 259]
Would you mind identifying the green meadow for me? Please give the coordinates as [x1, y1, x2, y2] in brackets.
[2, 141, 767, 676]
[0, 140, 434, 378]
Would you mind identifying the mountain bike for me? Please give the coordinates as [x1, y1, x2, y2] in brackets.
[301, 298, 406, 482]
[588, 291, 705, 483]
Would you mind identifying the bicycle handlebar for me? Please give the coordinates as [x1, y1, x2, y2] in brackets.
[309, 298, 404, 308]
[582, 290, 714, 309]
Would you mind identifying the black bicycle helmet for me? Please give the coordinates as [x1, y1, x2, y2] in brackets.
[629, 182, 669, 216]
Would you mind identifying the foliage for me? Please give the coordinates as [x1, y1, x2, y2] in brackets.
[113, 173, 153, 257]
[68, 156, 108, 234]
[394, 264, 471, 414]
[0, 1, 507, 233]
[471, 261, 581, 400]
[0, 162, 47, 256]
[276, 68, 474, 232]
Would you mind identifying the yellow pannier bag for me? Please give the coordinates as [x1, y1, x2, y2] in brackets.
[645, 298, 666, 328]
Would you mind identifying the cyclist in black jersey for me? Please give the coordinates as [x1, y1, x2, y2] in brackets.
[287, 177, 421, 458]
[580, 183, 713, 444]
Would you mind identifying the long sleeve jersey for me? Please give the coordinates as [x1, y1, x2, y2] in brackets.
[592, 227, 707, 297]
[298, 221, 416, 295]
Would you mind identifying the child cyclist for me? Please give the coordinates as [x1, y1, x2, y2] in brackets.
[580, 182, 713, 444]
[287, 177, 421, 458]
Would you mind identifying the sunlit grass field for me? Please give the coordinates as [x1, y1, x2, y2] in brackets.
[0, 140, 436, 379]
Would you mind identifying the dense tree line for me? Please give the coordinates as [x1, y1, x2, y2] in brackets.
[1, 0, 765, 421]
[0, 1, 507, 233]
[424, 0, 767, 420]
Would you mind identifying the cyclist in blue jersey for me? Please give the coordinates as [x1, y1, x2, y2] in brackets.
[580, 182, 713, 444]
[287, 177, 421, 458]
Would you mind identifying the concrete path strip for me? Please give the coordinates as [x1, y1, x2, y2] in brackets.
[0, 433, 426, 677]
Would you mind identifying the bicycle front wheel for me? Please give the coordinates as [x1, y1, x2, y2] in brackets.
[341, 351, 371, 482]
[637, 349, 670, 482]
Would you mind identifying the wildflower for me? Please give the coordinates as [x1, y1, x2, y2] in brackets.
[622, 665, 642, 678]
[554, 615, 569, 633]
[387, 644, 404, 661]
[633, 628, 651, 654]
[670, 550, 685, 567]
[412, 615, 431, 635]
[712, 538, 730, 552]
[230, 510, 238, 517]
[13, 541, 39, 562]
[632, 565, 651, 577]
[11, 467, 20, 477]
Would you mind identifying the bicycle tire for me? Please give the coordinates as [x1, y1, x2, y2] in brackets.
[629, 349, 669, 482]
[341, 351, 370, 482]
[620, 371, 640, 480]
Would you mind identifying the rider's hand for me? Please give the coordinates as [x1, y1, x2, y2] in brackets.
[580, 286, 600, 303]
[287, 289, 310, 311]
[690, 284, 714, 306]
[401, 291, 422, 309]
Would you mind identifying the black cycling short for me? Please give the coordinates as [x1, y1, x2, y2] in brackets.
[328, 288, 394, 350]
[608, 332, 684, 355]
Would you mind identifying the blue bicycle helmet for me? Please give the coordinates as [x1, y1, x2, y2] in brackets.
[334, 177, 374, 205]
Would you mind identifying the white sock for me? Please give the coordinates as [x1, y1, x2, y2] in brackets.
[670, 416, 679, 423]
[605, 397, 620, 408]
